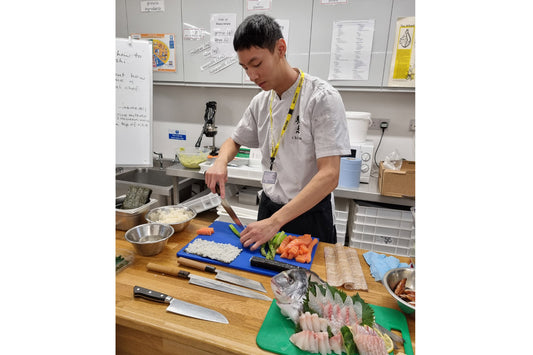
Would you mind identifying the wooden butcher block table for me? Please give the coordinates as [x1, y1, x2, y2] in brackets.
[116, 217, 415, 355]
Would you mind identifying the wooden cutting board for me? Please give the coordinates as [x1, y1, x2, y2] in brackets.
[176, 221, 319, 277]
[256, 300, 414, 355]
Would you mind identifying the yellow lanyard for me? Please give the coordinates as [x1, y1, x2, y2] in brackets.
[268, 70, 304, 170]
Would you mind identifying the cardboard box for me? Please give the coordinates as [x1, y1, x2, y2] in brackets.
[378, 161, 415, 198]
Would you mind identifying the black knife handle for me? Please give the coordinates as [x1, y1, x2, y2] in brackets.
[177, 270, 190, 279]
[133, 285, 169, 303]
[249, 256, 306, 273]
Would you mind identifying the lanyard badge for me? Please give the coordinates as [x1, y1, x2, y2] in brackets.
[268, 70, 305, 172]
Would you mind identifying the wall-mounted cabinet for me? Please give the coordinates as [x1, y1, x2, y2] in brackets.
[383, 0, 415, 88]
[124, 0, 185, 82]
[308, 0, 393, 88]
[182, 0, 243, 84]
[241, 0, 313, 86]
[116, 0, 414, 90]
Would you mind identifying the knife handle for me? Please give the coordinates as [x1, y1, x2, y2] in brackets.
[249, 256, 306, 273]
[177, 270, 191, 279]
[147, 262, 181, 276]
[177, 257, 216, 273]
[133, 285, 169, 303]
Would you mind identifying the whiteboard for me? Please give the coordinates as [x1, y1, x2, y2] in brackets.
[115, 37, 153, 167]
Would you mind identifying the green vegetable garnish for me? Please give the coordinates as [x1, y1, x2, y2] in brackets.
[341, 325, 356, 355]
[261, 231, 287, 260]
[229, 224, 241, 238]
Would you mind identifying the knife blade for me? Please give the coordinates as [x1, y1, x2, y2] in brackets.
[146, 263, 271, 301]
[133, 285, 229, 324]
[373, 321, 405, 346]
[215, 184, 243, 227]
[177, 257, 267, 293]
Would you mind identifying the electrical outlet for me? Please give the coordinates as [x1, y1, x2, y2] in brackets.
[409, 119, 415, 131]
[369, 118, 390, 130]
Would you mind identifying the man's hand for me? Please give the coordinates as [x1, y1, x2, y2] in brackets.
[205, 159, 229, 199]
[239, 218, 281, 251]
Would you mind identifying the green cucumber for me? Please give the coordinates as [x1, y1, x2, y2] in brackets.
[229, 224, 241, 238]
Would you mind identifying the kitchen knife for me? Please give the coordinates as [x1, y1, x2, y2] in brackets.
[133, 285, 229, 324]
[373, 321, 405, 346]
[215, 184, 244, 227]
[177, 257, 267, 293]
[249, 257, 327, 283]
[146, 263, 271, 301]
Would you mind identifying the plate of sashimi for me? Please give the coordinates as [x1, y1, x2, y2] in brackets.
[256, 269, 414, 355]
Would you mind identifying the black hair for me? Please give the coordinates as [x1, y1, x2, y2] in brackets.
[233, 14, 283, 53]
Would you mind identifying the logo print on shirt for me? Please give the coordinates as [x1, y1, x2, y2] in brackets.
[292, 115, 302, 140]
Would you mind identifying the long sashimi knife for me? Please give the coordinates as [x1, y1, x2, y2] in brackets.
[176, 257, 267, 293]
[133, 285, 229, 324]
[215, 184, 244, 227]
[146, 263, 271, 301]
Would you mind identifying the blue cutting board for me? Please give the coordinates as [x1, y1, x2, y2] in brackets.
[176, 221, 319, 277]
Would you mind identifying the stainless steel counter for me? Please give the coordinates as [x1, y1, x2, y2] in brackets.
[165, 163, 414, 208]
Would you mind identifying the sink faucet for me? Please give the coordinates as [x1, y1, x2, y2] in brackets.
[153, 151, 164, 169]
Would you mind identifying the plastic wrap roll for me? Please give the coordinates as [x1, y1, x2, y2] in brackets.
[338, 157, 361, 188]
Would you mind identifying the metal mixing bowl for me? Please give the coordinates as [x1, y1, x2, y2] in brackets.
[383, 267, 415, 314]
[124, 223, 174, 256]
[145, 205, 197, 233]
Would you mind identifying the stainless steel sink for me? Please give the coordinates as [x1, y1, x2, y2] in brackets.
[117, 168, 173, 187]
[116, 160, 193, 205]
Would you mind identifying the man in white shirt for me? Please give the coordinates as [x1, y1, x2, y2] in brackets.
[205, 14, 350, 251]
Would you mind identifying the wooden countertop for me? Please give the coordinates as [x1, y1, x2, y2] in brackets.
[116, 218, 415, 355]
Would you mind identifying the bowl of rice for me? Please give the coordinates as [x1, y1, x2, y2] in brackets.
[145, 205, 197, 233]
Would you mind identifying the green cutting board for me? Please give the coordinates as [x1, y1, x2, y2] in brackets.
[256, 300, 413, 355]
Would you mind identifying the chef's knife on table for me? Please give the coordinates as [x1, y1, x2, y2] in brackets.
[215, 184, 244, 228]
[146, 263, 271, 301]
[133, 285, 229, 324]
[177, 257, 267, 293]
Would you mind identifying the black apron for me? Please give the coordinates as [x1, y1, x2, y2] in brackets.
[257, 191, 337, 244]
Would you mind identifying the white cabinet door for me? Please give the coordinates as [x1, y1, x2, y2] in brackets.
[182, 0, 243, 84]
[125, 0, 185, 82]
[309, 0, 394, 88]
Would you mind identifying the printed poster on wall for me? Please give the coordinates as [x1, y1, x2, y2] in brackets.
[388, 17, 415, 87]
[131, 33, 176, 72]
[327, 20, 375, 81]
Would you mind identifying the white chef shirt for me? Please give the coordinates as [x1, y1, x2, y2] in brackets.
[232, 70, 351, 204]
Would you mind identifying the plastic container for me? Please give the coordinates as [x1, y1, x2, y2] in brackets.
[349, 203, 414, 257]
[338, 157, 361, 188]
[346, 111, 372, 144]
[180, 192, 221, 213]
[116, 196, 158, 231]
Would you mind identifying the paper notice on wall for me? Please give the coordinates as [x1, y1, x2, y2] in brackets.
[247, 0, 271, 11]
[210, 13, 236, 58]
[321, 0, 348, 4]
[131, 33, 176, 72]
[328, 20, 375, 81]
[140, 0, 165, 12]
[388, 17, 415, 87]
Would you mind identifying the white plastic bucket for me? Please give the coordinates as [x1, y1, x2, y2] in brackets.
[346, 111, 372, 144]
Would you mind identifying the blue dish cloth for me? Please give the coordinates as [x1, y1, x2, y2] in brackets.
[363, 251, 409, 281]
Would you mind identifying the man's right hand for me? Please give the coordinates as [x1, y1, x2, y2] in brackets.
[205, 159, 229, 199]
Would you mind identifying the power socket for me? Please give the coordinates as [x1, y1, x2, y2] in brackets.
[409, 119, 415, 131]
[369, 118, 390, 130]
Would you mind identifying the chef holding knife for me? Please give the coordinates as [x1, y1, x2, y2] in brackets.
[205, 14, 350, 251]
